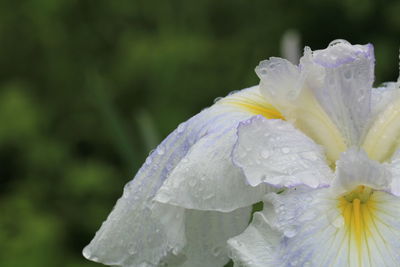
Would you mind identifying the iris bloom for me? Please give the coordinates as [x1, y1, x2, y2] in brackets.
[83, 40, 400, 267]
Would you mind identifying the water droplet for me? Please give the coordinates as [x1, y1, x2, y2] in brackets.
[188, 179, 196, 187]
[332, 216, 344, 228]
[212, 246, 223, 256]
[301, 152, 317, 161]
[285, 228, 296, 238]
[177, 122, 186, 133]
[213, 97, 223, 103]
[128, 244, 137, 255]
[228, 90, 239, 96]
[261, 150, 271, 159]
[157, 146, 165, 155]
[328, 39, 351, 47]
[204, 193, 214, 200]
[344, 69, 352, 79]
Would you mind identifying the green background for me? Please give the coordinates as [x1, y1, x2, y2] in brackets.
[1, 0, 399, 266]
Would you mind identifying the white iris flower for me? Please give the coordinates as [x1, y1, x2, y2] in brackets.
[83, 40, 400, 267]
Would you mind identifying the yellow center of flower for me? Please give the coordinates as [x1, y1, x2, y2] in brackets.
[338, 185, 376, 264]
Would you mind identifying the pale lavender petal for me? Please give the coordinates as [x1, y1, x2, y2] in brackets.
[83, 87, 271, 266]
[310, 40, 375, 146]
[232, 115, 332, 188]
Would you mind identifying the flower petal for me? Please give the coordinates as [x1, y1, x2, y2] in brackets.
[256, 55, 346, 164]
[261, 187, 400, 266]
[363, 81, 400, 162]
[232, 115, 332, 188]
[310, 40, 375, 146]
[153, 87, 279, 212]
[256, 41, 377, 162]
[83, 86, 281, 266]
[332, 148, 392, 195]
[169, 207, 252, 267]
[227, 211, 281, 267]
[370, 82, 400, 118]
[286, 193, 400, 266]
[387, 150, 400, 196]
[153, 116, 270, 212]
[265, 188, 347, 266]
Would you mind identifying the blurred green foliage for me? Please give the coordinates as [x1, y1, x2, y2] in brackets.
[1, 0, 399, 266]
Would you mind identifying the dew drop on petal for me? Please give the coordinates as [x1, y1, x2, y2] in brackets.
[177, 122, 186, 133]
[157, 146, 165, 155]
[285, 227, 296, 238]
[328, 39, 351, 47]
[228, 90, 239, 96]
[261, 150, 271, 159]
[301, 151, 318, 161]
[213, 97, 223, 104]
[212, 246, 223, 257]
[344, 69, 352, 79]
[188, 178, 196, 187]
[148, 149, 155, 156]
[128, 244, 137, 255]
[332, 216, 344, 228]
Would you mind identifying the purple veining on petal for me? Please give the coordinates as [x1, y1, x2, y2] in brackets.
[133, 106, 248, 198]
[85, 102, 254, 266]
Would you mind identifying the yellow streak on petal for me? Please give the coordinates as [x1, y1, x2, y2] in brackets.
[353, 198, 361, 248]
[225, 101, 284, 119]
[363, 98, 400, 162]
[218, 89, 284, 119]
[338, 187, 376, 266]
[291, 91, 346, 165]
[219, 87, 347, 165]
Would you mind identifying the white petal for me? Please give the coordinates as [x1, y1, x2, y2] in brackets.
[153, 87, 280, 212]
[256, 57, 303, 106]
[332, 148, 392, 195]
[233, 115, 332, 188]
[154, 111, 270, 211]
[83, 126, 192, 266]
[264, 187, 327, 238]
[387, 149, 400, 196]
[363, 81, 400, 162]
[227, 211, 281, 267]
[84, 86, 280, 266]
[371, 82, 400, 119]
[263, 187, 400, 266]
[256, 53, 346, 164]
[170, 207, 252, 267]
[265, 188, 347, 266]
[310, 40, 375, 146]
